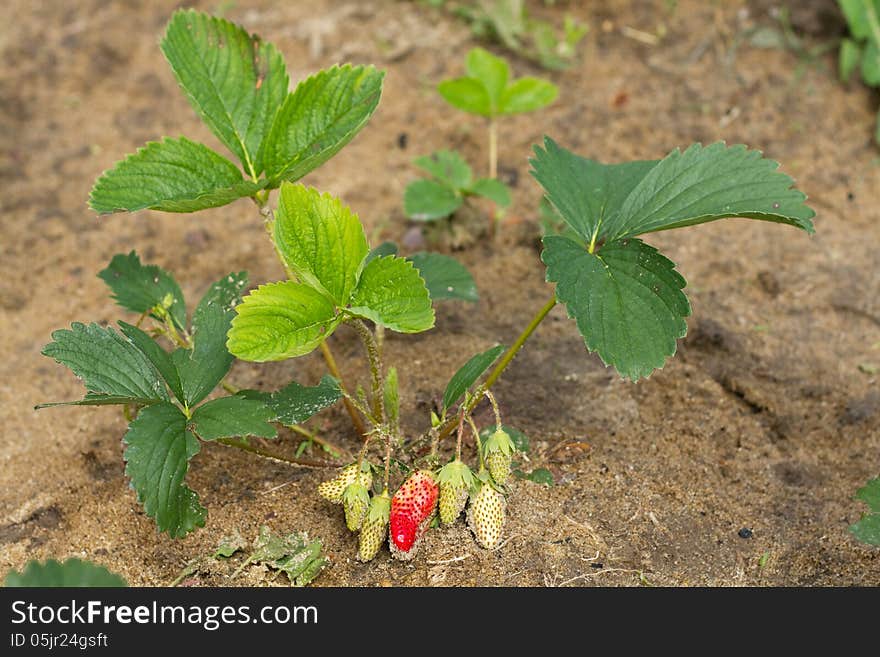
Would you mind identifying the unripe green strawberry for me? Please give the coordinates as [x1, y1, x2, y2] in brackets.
[437, 459, 475, 525]
[343, 482, 370, 531]
[358, 490, 391, 562]
[484, 427, 516, 485]
[317, 462, 372, 504]
[467, 478, 506, 549]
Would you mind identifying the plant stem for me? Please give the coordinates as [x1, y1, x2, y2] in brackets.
[485, 390, 502, 428]
[455, 415, 465, 462]
[488, 118, 498, 180]
[216, 437, 336, 468]
[351, 319, 385, 424]
[319, 340, 369, 438]
[436, 294, 557, 442]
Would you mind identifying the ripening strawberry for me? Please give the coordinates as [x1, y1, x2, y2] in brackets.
[483, 427, 516, 485]
[358, 490, 391, 562]
[389, 470, 439, 560]
[317, 462, 372, 504]
[468, 479, 506, 549]
[343, 482, 370, 531]
[437, 459, 475, 525]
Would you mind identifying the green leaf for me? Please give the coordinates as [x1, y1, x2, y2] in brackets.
[35, 393, 165, 409]
[160, 9, 289, 177]
[543, 236, 691, 381]
[443, 344, 506, 411]
[530, 137, 658, 244]
[174, 272, 248, 406]
[264, 64, 384, 184]
[469, 178, 512, 207]
[850, 477, 880, 546]
[273, 183, 368, 304]
[191, 396, 277, 440]
[604, 142, 816, 241]
[499, 77, 558, 115]
[384, 367, 399, 427]
[365, 241, 399, 265]
[89, 137, 263, 214]
[248, 526, 326, 586]
[123, 402, 206, 538]
[408, 252, 478, 302]
[466, 47, 509, 113]
[348, 256, 435, 332]
[404, 180, 463, 221]
[414, 150, 473, 189]
[862, 40, 880, 85]
[525, 468, 554, 485]
[840, 38, 862, 81]
[238, 375, 342, 425]
[118, 322, 184, 403]
[839, 0, 876, 41]
[5, 559, 127, 587]
[98, 252, 186, 330]
[228, 281, 340, 362]
[437, 76, 492, 117]
[41, 322, 168, 402]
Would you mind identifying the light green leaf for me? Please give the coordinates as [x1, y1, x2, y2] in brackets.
[191, 396, 277, 440]
[469, 178, 512, 207]
[543, 235, 691, 381]
[228, 281, 340, 362]
[273, 183, 368, 304]
[404, 180, 462, 221]
[348, 256, 434, 333]
[238, 375, 342, 425]
[862, 40, 880, 85]
[41, 322, 168, 403]
[414, 150, 473, 189]
[123, 402, 206, 538]
[443, 344, 506, 411]
[408, 252, 478, 302]
[839, 0, 877, 41]
[384, 367, 399, 427]
[604, 142, 816, 241]
[265, 64, 384, 184]
[466, 47, 509, 113]
[174, 272, 248, 406]
[850, 477, 880, 546]
[98, 252, 186, 330]
[118, 322, 184, 403]
[840, 38, 862, 81]
[530, 137, 658, 244]
[160, 9, 289, 177]
[499, 76, 558, 115]
[437, 77, 492, 117]
[5, 559, 127, 587]
[89, 137, 263, 214]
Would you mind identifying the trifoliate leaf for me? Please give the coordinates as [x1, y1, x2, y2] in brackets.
[850, 477, 880, 546]
[443, 344, 506, 412]
[404, 179, 462, 221]
[469, 177, 512, 207]
[408, 252, 478, 302]
[265, 64, 384, 184]
[437, 76, 492, 117]
[466, 47, 509, 113]
[41, 322, 168, 403]
[414, 150, 473, 189]
[89, 137, 263, 214]
[348, 256, 434, 332]
[228, 281, 340, 362]
[160, 9, 289, 177]
[273, 183, 368, 305]
[123, 402, 206, 538]
[118, 322, 184, 403]
[191, 396, 277, 440]
[499, 76, 558, 115]
[238, 375, 342, 425]
[542, 235, 691, 381]
[98, 252, 186, 330]
[4, 559, 127, 587]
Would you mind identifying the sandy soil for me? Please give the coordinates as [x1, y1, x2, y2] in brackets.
[1, 0, 879, 586]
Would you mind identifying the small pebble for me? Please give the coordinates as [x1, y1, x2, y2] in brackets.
[738, 527, 753, 539]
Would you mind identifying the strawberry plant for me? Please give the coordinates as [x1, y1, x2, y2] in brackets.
[438, 47, 557, 179]
[838, 0, 880, 143]
[850, 477, 880, 545]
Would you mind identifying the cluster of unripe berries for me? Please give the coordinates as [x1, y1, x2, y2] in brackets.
[317, 427, 517, 561]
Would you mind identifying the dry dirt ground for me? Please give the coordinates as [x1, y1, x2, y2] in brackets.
[1, 0, 879, 586]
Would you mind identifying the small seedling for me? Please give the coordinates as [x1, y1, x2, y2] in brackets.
[850, 477, 880, 545]
[438, 47, 558, 179]
[838, 0, 880, 143]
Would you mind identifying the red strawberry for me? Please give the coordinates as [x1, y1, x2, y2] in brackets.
[389, 470, 439, 560]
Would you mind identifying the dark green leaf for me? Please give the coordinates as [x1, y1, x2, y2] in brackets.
[118, 322, 184, 403]
[408, 252, 478, 302]
[365, 241, 398, 265]
[469, 177, 512, 207]
[89, 137, 263, 214]
[123, 402, 206, 538]
[5, 559, 127, 587]
[248, 526, 325, 586]
[191, 396, 277, 440]
[41, 322, 168, 403]
[525, 468, 554, 485]
[98, 252, 186, 330]
[238, 375, 342, 425]
[404, 179, 462, 221]
[443, 344, 506, 411]
[543, 236, 691, 381]
[348, 256, 435, 332]
[160, 9, 289, 177]
[414, 150, 473, 189]
[265, 65, 384, 184]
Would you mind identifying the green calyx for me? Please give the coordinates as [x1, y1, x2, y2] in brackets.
[437, 459, 476, 489]
[366, 490, 392, 523]
[484, 428, 516, 457]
